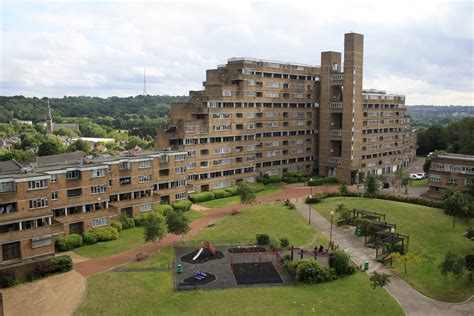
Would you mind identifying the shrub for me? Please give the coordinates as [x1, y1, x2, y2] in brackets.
[224, 186, 239, 196]
[282, 172, 309, 184]
[305, 193, 326, 204]
[280, 237, 290, 248]
[258, 174, 282, 184]
[293, 259, 337, 284]
[256, 234, 270, 245]
[269, 236, 282, 251]
[331, 250, 356, 276]
[172, 200, 192, 212]
[82, 231, 98, 245]
[189, 191, 215, 203]
[120, 215, 135, 229]
[155, 204, 174, 216]
[111, 220, 123, 232]
[32, 261, 56, 278]
[212, 189, 231, 199]
[56, 234, 83, 251]
[0, 271, 16, 288]
[249, 183, 265, 193]
[93, 226, 119, 241]
[50, 255, 73, 273]
[309, 177, 339, 186]
[134, 214, 147, 227]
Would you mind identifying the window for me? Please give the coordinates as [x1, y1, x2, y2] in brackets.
[175, 192, 187, 201]
[247, 145, 255, 151]
[67, 188, 82, 198]
[120, 177, 131, 185]
[91, 185, 107, 194]
[265, 92, 279, 98]
[247, 91, 256, 97]
[138, 160, 151, 169]
[66, 170, 80, 180]
[51, 191, 58, 200]
[92, 217, 108, 228]
[138, 175, 151, 183]
[159, 169, 170, 176]
[212, 113, 232, 119]
[27, 179, 48, 190]
[187, 150, 195, 157]
[247, 112, 255, 119]
[429, 175, 441, 183]
[213, 124, 232, 132]
[175, 167, 185, 174]
[247, 80, 256, 86]
[247, 123, 255, 129]
[213, 147, 232, 154]
[2, 242, 21, 261]
[50, 174, 58, 183]
[222, 89, 232, 96]
[29, 198, 48, 209]
[175, 154, 186, 161]
[200, 149, 209, 156]
[187, 162, 196, 169]
[108, 180, 113, 187]
[119, 161, 130, 170]
[200, 161, 209, 168]
[91, 168, 107, 178]
[139, 203, 153, 213]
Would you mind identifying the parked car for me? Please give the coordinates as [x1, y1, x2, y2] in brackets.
[416, 172, 426, 179]
[409, 173, 423, 180]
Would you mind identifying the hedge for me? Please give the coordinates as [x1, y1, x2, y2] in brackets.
[189, 191, 216, 203]
[82, 231, 98, 245]
[133, 214, 147, 226]
[155, 204, 174, 215]
[50, 255, 73, 273]
[308, 177, 340, 186]
[92, 226, 119, 241]
[212, 189, 232, 199]
[172, 200, 192, 212]
[56, 234, 83, 251]
[111, 220, 123, 232]
[120, 215, 135, 229]
[189, 183, 266, 203]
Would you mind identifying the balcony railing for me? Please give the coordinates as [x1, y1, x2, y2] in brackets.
[330, 102, 343, 109]
[331, 73, 344, 81]
[328, 157, 342, 164]
[329, 129, 342, 137]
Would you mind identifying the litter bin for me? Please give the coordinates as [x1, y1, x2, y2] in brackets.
[356, 228, 361, 236]
[177, 264, 183, 274]
[364, 261, 369, 271]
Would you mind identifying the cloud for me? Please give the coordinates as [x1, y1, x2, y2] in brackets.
[0, 0, 472, 105]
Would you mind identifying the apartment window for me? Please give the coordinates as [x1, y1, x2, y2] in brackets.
[449, 176, 457, 185]
[27, 179, 48, 190]
[213, 113, 232, 119]
[67, 188, 82, 198]
[175, 167, 185, 174]
[119, 161, 130, 170]
[159, 169, 170, 176]
[0, 181, 15, 193]
[138, 160, 151, 169]
[247, 91, 256, 97]
[247, 145, 255, 151]
[91, 168, 107, 178]
[175, 192, 187, 201]
[66, 170, 80, 180]
[120, 177, 132, 185]
[175, 154, 186, 161]
[266, 82, 280, 88]
[108, 164, 113, 172]
[213, 158, 231, 166]
[187, 162, 196, 169]
[50, 174, 58, 183]
[29, 198, 48, 209]
[138, 175, 151, 183]
[200, 161, 209, 168]
[265, 92, 279, 98]
[51, 191, 58, 200]
[2, 242, 21, 261]
[213, 147, 232, 154]
[222, 89, 232, 96]
[429, 175, 441, 183]
[247, 112, 255, 119]
[108, 180, 113, 187]
[91, 185, 107, 194]
[139, 203, 153, 213]
[187, 150, 195, 157]
[247, 80, 256, 86]
[213, 124, 232, 132]
[92, 217, 108, 228]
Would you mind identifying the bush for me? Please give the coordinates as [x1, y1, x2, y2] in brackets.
[212, 189, 231, 199]
[189, 191, 215, 203]
[282, 172, 309, 184]
[249, 183, 265, 193]
[293, 259, 337, 284]
[32, 261, 56, 278]
[50, 255, 73, 273]
[82, 231, 98, 245]
[258, 174, 282, 185]
[111, 220, 123, 232]
[376, 193, 444, 209]
[224, 186, 239, 196]
[309, 177, 339, 186]
[172, 200, 192, 212]
[133, 214, 147, 227]
[93, 226, 119, 241]
[120, 215, 135, 229]
[56, 234, 83, 251]
[155, 204, 174, 216]
[0, 271, 16, 288]
[256, 234, 270, 245]
[269, 236, 282, 251]
[331, 250, 356, 276]
[280, 237, 290, 248]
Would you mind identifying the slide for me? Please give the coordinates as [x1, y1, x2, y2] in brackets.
[192, 248, 204, 261]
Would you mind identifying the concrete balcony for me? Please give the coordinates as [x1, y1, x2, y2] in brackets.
[330, 102, 344, 110]
[331, 73, 344, 81]
[328, 157, 342, 164]
[329, 129, 343, 137]
[0, 223, 64, 243]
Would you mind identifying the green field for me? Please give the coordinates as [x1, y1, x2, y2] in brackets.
[314, 197, 474, 302]
[409, 178, 428, 187]
[198, 183, 283, 208]
[74, 210, 202, 259]
[77, 202, 403, 315]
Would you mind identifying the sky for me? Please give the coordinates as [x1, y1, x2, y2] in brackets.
[0, 0, 473, 105]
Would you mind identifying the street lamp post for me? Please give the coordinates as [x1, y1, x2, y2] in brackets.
[329, 210, 335, 250]
[308, 178, 314, 225]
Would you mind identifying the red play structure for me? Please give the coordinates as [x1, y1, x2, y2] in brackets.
[203, 241, 216, 256]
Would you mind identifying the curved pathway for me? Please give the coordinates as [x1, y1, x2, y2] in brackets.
[292, 198, 474, 316]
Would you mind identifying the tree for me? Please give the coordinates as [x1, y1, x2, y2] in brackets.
[369, 272, 391, 289]
[364, 174, 379, 198]
[165, 210, 190, 239]
[53, 126, 77, 137]
[338, 180, 349, 195]
[0, 149, 36, 163]
[444, 189, 469, 228]
[238, 183, 256, 204]
[38, 136, 65, 156]
[143, 213, 167, 246]
[416, 125, 448, 155]
[465, 254, 474, 282]
[439, 251, 465, 292]
[391, 252, 422, 274]
[335, 203, 351, 221]
[68, 139, 92, 153]
[423, 150, 445, 174]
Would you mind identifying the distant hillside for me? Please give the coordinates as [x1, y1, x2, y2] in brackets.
[406, 105, 474, 129]
[0, 95, 189, 123]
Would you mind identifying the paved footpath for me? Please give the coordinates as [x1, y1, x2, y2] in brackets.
[292, 199, 474, 316]
[74, 185, 339, 276]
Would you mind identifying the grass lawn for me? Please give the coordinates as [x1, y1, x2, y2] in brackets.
[313, 197, 474, 302]
[190, 202, 326, 247]
[73, 210, 203, 259]
[122, 247, 174, 270]
[409, 178, 428, 187]
[198, 183, 283, 208]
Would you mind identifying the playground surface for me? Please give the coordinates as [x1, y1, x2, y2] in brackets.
[174, 246, 292, 290]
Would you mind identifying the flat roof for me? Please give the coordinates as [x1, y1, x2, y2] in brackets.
[227, 57, 320, 69]
[437, 153, 474, 162]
